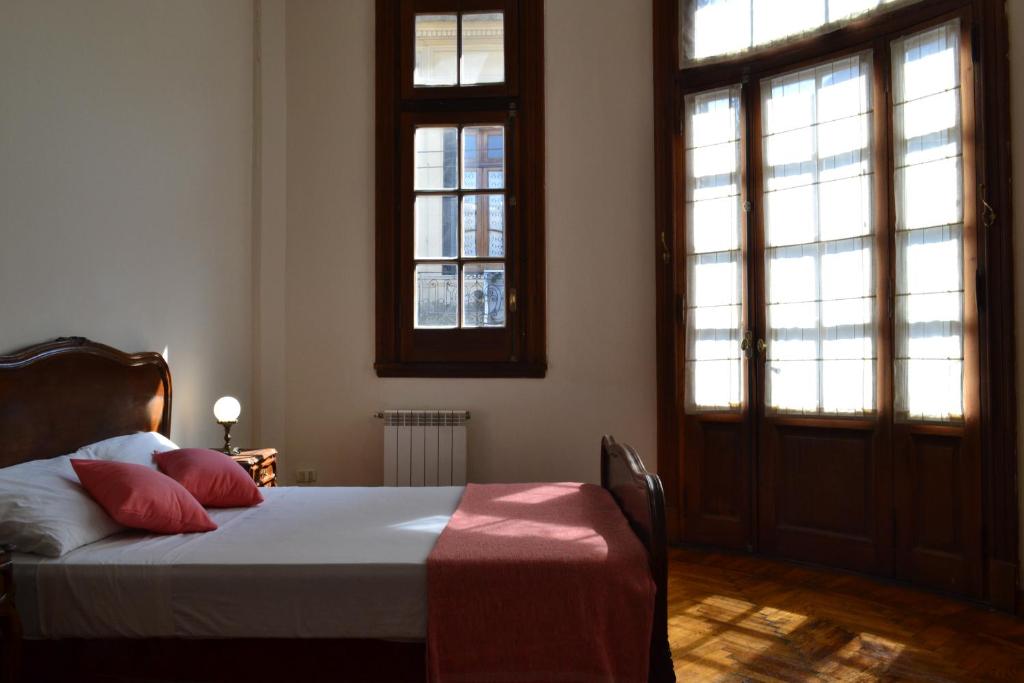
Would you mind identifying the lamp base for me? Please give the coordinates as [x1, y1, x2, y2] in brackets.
[217, 421, 239, 456]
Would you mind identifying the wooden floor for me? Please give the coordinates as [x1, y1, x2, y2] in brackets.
[668, 548, 1024, 682]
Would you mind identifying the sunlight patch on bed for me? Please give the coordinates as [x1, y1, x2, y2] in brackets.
[493, 483, 579, 505]
[450, 512, 610, 552]
[389, 515, 451, 533]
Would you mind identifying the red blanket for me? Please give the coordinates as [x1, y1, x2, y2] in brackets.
[427, 483, 656, 683]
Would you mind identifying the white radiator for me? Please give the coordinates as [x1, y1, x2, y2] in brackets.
[379, 410, 468, 486]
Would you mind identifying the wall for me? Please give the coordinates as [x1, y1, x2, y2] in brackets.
[1009, 0, 1024, 582]
[253, 0, 289, 453]
[0, 0, 255, 449]
[280, 0, 657, 485]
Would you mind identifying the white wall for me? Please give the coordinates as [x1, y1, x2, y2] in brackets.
[253, 0, 289, 453]
[0, 0, 255, 449]
[1009, 1, 1024, 580]
[279, 0, 657, 485]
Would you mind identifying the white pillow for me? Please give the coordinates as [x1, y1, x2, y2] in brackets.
[74, 431, 179, 469]
[0, 455, 124, 557]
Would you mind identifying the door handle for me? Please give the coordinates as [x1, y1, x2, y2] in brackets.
[740, 330, 753, 357]
[757, 338, 767, 355]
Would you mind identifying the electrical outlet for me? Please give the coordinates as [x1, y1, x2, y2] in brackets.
[295, 469, 318, 484]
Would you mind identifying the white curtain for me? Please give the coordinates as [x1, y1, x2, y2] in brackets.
[761, 52, 876, 416]
[893, 20, 965, 421]
[684, 86, 744, 412]
[680, 0, 922, 65]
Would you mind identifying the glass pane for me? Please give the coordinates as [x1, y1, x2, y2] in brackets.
[893, 20, 964, 421]
[461, 12, 504, 85]
[462, 126, 504, 190]
[682, 0, 916, 64]
[462, 263, 505, 328]
[684, 86, 743, 412]
[415, 127, 458, 191]
[462, 194, 504, 258]
[415, 195, 458, 259]
[414, 14, 457, 86]
[415, 264, 458, 328]
[761, 52, 876, 416]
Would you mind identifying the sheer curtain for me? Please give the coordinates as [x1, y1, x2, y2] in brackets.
[893, 21, 964, 421]
[761, 53, 876, 415]
[681, 0, 920, 65]
[684, 86, 744, 412]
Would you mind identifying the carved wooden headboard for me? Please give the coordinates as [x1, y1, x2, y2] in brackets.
[0, 337, 172, 468]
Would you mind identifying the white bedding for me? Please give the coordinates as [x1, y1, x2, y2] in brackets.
[14, 486, 464, 640]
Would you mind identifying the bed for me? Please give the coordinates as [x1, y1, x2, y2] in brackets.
[0, 337, 674, 682]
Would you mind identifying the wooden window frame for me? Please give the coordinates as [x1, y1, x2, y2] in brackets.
[654, 0, 1018, 610]
[376, 0, 546, 378]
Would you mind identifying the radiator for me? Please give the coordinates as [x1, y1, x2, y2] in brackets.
[379, 410, 468, 486]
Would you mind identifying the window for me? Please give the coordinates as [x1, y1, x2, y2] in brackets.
[762, 53, 876, 416]
[681, 0, 916, 63]
[680, 8, 974, 423]
[892, 22, 965, 420]
[684, 86, 744, 411]
[376, 0, 545, 377]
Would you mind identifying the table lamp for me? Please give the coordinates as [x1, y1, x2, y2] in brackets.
[213, 396, 241, 455]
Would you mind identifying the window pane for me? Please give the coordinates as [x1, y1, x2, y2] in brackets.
[462, 263, 505, 328]
[684, 86, 743, 412]
[682, 0, 918, 64]
[463, 126, 504, 190]
[762, 52, 876, 416]
[415, 127, 458, 190]
[893, 20, 964, 421]
[414, 15, 457, 86]
[461, 13, 504, 85]
[415, 195, 458, 259]
[415, 264, 459, 328]
[462, 194, 504, 258]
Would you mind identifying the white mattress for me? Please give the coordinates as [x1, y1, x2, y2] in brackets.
[14, 486, 464, 640]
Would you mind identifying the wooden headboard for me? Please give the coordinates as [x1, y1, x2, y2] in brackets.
[0, 337, 172, 468]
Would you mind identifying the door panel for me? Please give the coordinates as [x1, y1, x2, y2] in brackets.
[893, 428, 981, 595]
[683, 416, 751, 549]
[759, 420, 891, 573]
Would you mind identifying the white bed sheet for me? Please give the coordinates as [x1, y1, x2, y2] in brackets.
[14, 486, 464, 640]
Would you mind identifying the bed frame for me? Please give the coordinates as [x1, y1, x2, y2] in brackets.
[0, 337, 674, 683]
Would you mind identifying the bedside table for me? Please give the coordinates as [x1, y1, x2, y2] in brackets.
[0, 546, 21, 683]
[229, 449, 278, 487]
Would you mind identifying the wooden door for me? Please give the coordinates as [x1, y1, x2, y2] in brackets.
[889, 16, 983, 598]
[748, 49, 894, 575]
[675, 13, 984, 596]
[679, 85, 755, 551]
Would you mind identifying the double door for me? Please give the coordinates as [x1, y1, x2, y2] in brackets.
[678, 20, 982, 596]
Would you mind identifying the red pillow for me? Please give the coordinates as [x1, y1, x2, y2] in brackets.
[154, 448, 263, 508]
[70, 460, 217, 534]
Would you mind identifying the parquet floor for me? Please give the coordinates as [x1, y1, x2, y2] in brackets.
[667, 548, 1024, 682]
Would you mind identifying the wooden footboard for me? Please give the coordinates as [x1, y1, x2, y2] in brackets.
[601, 435, 676, 683]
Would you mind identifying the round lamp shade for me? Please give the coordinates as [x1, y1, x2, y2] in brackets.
[213, 396, 241, 423]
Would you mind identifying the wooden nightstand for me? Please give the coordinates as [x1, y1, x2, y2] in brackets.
[229, 448, 278, 487]
[0, 546, 21, 683]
